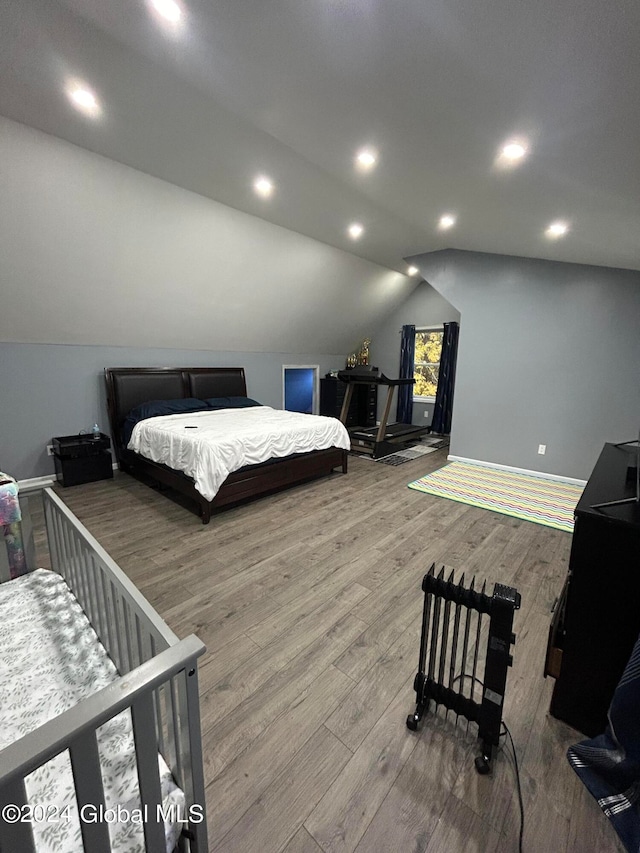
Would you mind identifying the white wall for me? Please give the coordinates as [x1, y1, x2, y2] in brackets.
[0, 117, 415, 354]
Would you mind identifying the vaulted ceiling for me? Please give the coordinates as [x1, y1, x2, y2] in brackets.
[1, 0, 639, 274]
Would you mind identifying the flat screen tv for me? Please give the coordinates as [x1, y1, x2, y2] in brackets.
[591, 430, 640, 511]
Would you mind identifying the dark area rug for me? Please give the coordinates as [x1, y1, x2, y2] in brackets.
[374, 436, 449, 466]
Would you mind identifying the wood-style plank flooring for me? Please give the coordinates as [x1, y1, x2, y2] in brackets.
[30, 450, 623, 852]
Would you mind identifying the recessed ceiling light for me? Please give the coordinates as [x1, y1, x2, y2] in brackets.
[66, 83, 101, 118]
[438, 214, 456, 230]
[494, 136, 530, 170]
[348, 222, 364, 240]
[253, 176, 274, 198]
[501, 141, 528, 161]
[407, 266, 419, 276]
[150, 0, 182, 23]
[355, 148, 377, 170]
[545, 220, 569, 238]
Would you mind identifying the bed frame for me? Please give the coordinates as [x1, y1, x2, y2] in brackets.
[105, 367, 348, 523]
[0, 488, 208, 853]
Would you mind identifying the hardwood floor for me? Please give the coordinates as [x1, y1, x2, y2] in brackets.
[30, 451, 623, 852]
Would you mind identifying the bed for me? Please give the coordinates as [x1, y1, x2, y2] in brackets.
[0, 488, 208, 853]
[105, 367, 349, 523]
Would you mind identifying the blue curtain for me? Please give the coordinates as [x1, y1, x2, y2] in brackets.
[431, 321, 459, 435]
[396, 324, 415, 424]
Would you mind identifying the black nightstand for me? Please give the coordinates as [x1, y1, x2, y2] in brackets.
[52, 433, 114, 487]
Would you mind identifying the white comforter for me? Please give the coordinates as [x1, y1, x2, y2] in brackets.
[128, 406, 350, 501]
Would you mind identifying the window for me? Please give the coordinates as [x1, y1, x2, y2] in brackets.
[413, 328, 443, 400]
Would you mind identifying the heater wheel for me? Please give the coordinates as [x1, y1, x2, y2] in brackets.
[406, 714, 420, 731]
[474, 755, 491, 775]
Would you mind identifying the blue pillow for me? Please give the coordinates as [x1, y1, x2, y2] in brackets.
[203, 397, 262, 409]
[123, 398, 208, 446]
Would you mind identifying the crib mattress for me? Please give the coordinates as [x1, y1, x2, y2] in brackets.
[0, 569, 184, 853]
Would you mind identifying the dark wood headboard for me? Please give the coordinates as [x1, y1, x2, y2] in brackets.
[104, 367, 247, 457]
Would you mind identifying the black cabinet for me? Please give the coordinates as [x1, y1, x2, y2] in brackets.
[53, 433, 114, 487]
[548, 442, 640, 736]
[320, 378, 377, 427]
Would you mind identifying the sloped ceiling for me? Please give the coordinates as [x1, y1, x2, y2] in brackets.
[1, 0, 639, 274]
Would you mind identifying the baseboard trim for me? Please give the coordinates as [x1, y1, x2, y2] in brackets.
[446, 455, 587, 487]
[18, 462, 119, 492]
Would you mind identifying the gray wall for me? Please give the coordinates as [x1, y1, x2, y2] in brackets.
[0, 117, 416, 353]
[0, 117, 420, 481]
[408, 249, 640, 480]
[0, 343, 349, 480]
[370, 283, 460, 427]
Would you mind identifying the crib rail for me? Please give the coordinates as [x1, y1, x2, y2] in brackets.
[0, 489, 209, 853]
[0, 638, 204, 853]
[43, 487, 178, 667]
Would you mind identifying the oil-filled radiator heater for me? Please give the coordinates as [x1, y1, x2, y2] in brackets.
[407, 564, 520, 773]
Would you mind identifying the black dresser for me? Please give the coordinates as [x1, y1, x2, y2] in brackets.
[320, 377, 377, 427]
[547, 442, 640, 736]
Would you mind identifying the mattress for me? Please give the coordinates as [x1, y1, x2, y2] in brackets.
[128, 405, 350, 501]
[0, 569, 184, 853]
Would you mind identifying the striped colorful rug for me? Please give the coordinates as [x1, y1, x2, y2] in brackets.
[408, 461, 584, 532]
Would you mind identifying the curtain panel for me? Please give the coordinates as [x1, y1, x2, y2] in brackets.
[396, 324, 416, 424]
[431, 321, 459, 435]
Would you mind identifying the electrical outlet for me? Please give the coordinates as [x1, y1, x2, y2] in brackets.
[538, 444, 546, 455]
[46, 444, 54, 456]
[424, 411, 429, 418]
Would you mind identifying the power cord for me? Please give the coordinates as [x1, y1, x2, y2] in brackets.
[501, 721, 524, 853]
[449, 674, 524, 851]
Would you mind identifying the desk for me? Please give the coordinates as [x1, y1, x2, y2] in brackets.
[548, 442, 640, 736]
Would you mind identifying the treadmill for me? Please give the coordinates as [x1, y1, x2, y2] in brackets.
[337, 367, 430, 458]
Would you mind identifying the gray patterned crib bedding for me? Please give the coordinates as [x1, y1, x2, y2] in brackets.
[0, 569, 184, 853]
